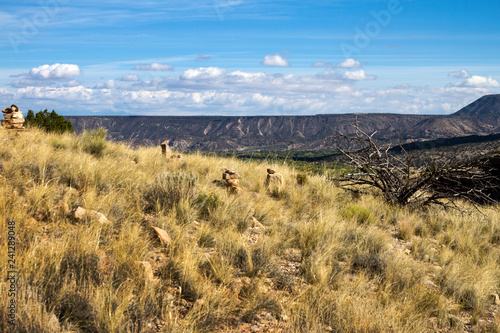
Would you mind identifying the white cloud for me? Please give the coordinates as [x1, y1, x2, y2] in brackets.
[94, 80, 115, 89]
[342, 70, 375, 81]
[454, 75, 500, 88]
[261, 54, 290, 67]
[181, 67, 227, 80]
[448, 69, 470, 78]
[312, 62, 333, 68]
[29, 63, 81, 80]
[134, 63, 174, 71]
[63, 80, 81, 87]
[336, 58, 362, 68]
[119, 74, 140, 82]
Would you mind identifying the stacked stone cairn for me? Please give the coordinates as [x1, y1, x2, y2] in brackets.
[223, 168, 242, 194]
[1, 105, 25, 129]
[161, 140, 183, 159]
[265, 168, 286, 193]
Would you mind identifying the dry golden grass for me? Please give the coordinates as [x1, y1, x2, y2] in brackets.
[0, 128, 499, 332]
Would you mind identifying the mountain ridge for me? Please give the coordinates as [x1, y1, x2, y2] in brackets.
[65, 95, 500, 151]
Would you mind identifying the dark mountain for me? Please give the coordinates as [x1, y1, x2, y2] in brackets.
[65, 95, 500, 151]
[453, 94, 500, 117]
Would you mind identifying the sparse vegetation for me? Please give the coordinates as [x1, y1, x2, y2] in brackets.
[0, 128, 499, 332]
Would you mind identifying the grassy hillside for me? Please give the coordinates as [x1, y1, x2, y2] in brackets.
[1, 128, 499, 332]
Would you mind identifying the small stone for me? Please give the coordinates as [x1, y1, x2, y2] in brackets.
[138, 261, 155, 280]
[227, 179, 240, 187]
[72, 206, 87, 220]
[424, 280, 437, 288]
[152, 226, 172, 246]
[225, 169, 237, 175]
[251, 217, 265, 229]
[70, 206, 109, 224]
[267, 168, 276, 174]
[48, 313, 61, 331]
[490, 293, 500, 305]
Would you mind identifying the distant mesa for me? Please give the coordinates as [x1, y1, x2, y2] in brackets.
[453, 94, 500, 117]
[65, 94, 500, 151]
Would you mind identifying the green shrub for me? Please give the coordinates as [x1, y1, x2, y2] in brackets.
[144, 171, 199, 212]
[81, 128, 108, 157]
[25, 109, 73, 133]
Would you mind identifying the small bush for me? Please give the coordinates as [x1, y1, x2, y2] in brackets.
[81, 127, 108, 157]
[144, 171, 199, 212]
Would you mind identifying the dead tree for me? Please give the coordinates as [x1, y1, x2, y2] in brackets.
[331, 121, 499, 209]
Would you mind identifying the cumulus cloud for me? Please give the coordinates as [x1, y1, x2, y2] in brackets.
[28, 63, 81, 80]
[134, 63, 174, 71]
[448, 69, 470, 78]
[181, 67, 227, 80]
[454, 75, 500, 88]
[118, 74, 140, 82]
[261, 54, 290, 67]
[342, 70, 375, 81]
[336, 58, 362, 68]
[196, 53, 212, 61]
[311, 62, 333, 68]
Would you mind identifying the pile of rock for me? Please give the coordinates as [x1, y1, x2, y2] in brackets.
[161, 140, 183, 159]
[223, 168, 242, 194]
[266, 168, 286, 193]
[1, 105, 25, 129]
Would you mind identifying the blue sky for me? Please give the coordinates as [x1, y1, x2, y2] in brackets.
[1, 0, 499, 115]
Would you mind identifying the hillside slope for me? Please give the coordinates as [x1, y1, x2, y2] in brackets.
[1, 129, 499, 332]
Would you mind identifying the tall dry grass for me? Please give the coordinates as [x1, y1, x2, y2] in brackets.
[0, 128, 499, 332]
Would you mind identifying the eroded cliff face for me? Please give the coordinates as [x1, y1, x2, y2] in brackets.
[66, 113, 500, 151]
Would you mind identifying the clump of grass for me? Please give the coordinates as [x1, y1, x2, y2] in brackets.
[80, 127, 108, 157]
[341, 204, 376, 225]
[143, 171, 199, 213]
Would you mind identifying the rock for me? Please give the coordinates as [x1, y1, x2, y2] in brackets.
[223, 171, 241, 180]
[3, 113, 12, 120]
[225, 169, 237, 175]
[152, 226, 172, 246]
[267, 168, 276, 174]
[10, 105, 19, 112]
[161, 140, 172, 159]
[251, 217, 265, 229]
[227, 179, 240, 187]
[11, 112, 24, 119]
[72, 206, 87, 220]
[229, 187, 244, 195]
[424, 279, 437, 288]
[70, 206, 109, 224]
[1, 108, 12, 113]
[265, 172, 285, 192]
[48, 313, 61, 332]
[138, 261, 155, 280]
